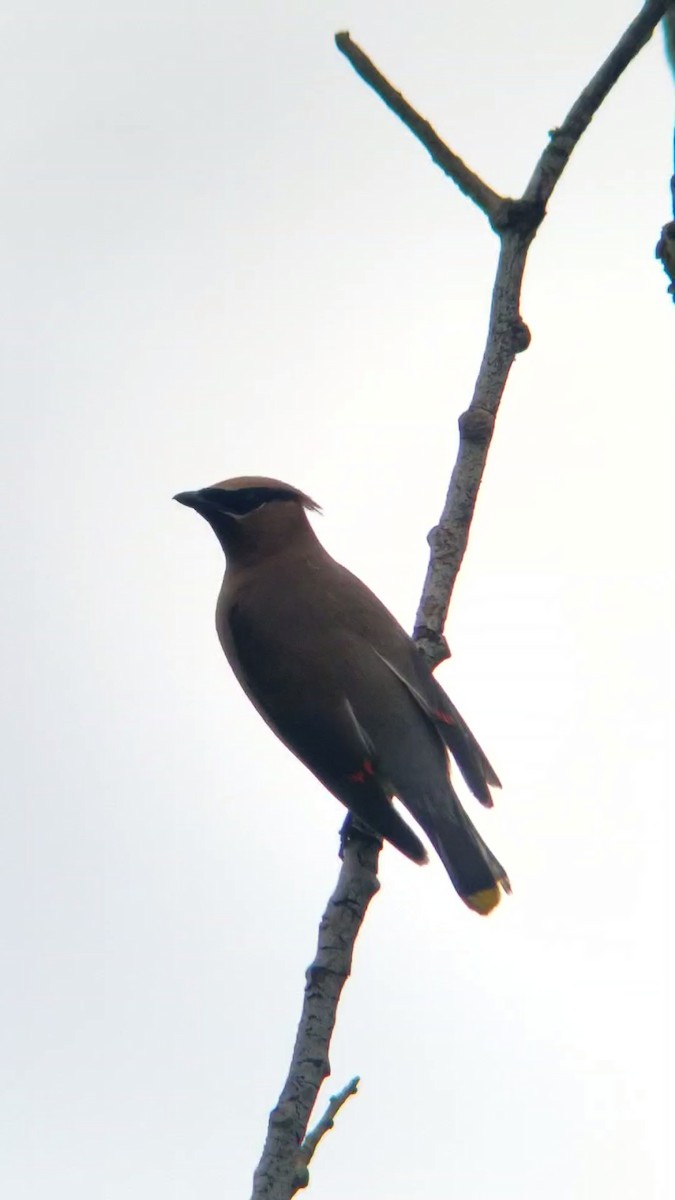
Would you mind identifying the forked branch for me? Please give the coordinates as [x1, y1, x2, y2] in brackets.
[338, 0, 671, 661]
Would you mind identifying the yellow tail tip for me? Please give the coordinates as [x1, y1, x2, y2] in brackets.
[465, 885, 502, 916]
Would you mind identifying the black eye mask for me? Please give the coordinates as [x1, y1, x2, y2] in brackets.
[197, 486, 299, 515]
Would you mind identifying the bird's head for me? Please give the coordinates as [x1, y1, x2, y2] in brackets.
[174, 476, 321, 562]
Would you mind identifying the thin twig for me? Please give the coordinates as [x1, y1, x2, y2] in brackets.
[335, 31, 504, 222]
[250, 6, 668, 1197]
[524, 0, 672, 207]
[292, 1077, 360, 1190]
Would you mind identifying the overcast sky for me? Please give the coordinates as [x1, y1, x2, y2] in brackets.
[1, 2, 673, 1198]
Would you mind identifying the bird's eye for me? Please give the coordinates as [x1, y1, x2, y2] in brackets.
[221, 487, 293, 515]
[229, 489, 267, 514]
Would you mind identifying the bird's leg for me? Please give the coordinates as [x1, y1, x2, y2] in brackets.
[339, 812, 383, 860]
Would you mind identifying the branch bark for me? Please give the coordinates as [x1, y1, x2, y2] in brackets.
[334, 32, 504, 222]
[250, 831, 380, 1200]
[250, 5, 669, 1196]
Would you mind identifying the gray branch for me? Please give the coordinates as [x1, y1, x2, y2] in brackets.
[250, 833, 379, 1199]
[250, 4, 668, 1196]
[334, 32, 504, 222]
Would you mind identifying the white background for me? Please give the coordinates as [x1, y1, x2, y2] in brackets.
[1, 2, 673, 1197]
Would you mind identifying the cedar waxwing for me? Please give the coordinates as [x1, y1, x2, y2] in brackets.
[175, 476, 510, 914]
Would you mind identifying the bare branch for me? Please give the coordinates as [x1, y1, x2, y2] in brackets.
[524, 0, 672, 207]
[413, 0, 669, 658]
[292, 1077, 361, 1190]
[338, 5, 668, 661]
[250, 5, 669, 1195]
[413, 233, 532, 665]
[335, 31, 504, 222]
[250, 831, 380, 1200]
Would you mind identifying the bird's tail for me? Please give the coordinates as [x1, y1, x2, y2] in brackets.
[424, 793, 511, 915]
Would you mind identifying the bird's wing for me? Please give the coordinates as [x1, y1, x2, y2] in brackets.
[225, 600, 428, 864]
[372, 646, 501, 806]
[320, 561, 501, 805]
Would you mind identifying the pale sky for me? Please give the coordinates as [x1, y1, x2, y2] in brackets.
[1, 3, 673, 1198]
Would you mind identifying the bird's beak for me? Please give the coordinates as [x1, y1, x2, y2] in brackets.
[174, 487, 234, 518]
[173, 490, 202, 510]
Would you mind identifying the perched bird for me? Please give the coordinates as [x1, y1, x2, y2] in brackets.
[175, 476, 510, 914]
